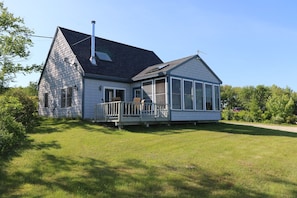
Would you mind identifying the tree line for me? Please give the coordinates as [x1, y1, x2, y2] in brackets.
[221, 85, 297, 124]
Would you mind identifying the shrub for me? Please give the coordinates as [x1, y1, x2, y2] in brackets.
[285, 115, 297, 124]
[0, 96, 26, 155]
[221, 110, 234, 120]
[271, 115, 284, 124]
[3, 89, 38, 132]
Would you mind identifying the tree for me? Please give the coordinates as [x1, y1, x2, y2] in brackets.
[220, 85, 238, 109]
[266, 93, 295, 123]
[0, 2, 42, 91]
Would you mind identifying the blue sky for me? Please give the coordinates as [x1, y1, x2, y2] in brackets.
[4, 0, 297, 91]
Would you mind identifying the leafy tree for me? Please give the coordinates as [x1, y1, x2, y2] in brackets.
[21, 81, 38, 96]
[237, 86, 255, 110]
[221, 84, 297, 124]
[265, 92, 295, 123]
[0, 2, 42, 91]
[220, 85, 238, 109]
[254, 85, 270, 111]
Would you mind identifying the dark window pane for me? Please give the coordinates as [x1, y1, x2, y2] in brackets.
[44, 93, 48, 108]
[195, 83, 203, 110]
[206, 84, 213, 110]
[61, 89, 66, 108]
[172, 79, 181, 109]
[184, 81, 193, 109]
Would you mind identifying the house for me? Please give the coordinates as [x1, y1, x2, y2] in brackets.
[38, 21, 222, 127]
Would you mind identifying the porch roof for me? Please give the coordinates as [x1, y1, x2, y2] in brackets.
[132, 55, 196, 81]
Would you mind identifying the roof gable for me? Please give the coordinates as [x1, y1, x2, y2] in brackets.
[132, 55, 222, 84]
[59, 27, 163, 81]
[132, 55, 194, 81]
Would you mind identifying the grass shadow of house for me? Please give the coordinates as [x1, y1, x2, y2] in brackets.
[123, 122, 297, 138]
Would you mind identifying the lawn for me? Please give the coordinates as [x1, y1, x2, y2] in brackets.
[1, 119, 297, 197]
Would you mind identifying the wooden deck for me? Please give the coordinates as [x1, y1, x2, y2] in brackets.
[94, 101, 169, 126]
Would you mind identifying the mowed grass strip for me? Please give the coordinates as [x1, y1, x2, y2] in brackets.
[1, 119, 297, 197]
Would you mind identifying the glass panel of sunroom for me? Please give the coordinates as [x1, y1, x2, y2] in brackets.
[172, 78, 181, 109]
[184, 80, 193, 110]
[195, 82, 204, 110]
[206, 84, 213, 110]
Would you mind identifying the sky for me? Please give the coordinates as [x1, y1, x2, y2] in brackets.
[3, 0, 297, 91]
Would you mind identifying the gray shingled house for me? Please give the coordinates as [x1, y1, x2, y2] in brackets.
[38, 22, 222, 127]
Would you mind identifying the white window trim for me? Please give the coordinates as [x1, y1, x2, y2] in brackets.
[214, 85, 221, 111]
[205, 83, 214, 111]
[142, 80, 153, 103]
[103, 86, 126, 102]
[183, 79, 194, 111]
[133, 88, 141, 98]
[153, 77, 167, 106]
[170, 77, 183, 110]
[60, 87, 73, 108]
[194, 81, 205, 111]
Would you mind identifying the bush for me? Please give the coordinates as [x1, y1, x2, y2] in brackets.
[0, 96, 26, 155]
[271, 115, 284, 124]
[221, 109, 234, 120]
[3, 89, 38, 132]
[285, 115, 297, 124]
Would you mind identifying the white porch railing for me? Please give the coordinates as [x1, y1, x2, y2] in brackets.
[94, 101, 169, 125]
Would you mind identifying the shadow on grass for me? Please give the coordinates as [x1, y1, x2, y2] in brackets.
[2, 153, 294, 197]
[29, 118, 120, 134]
[198, 122, 297, 138]
[124, 122, 297, 138]
[29, 118, 297, 138]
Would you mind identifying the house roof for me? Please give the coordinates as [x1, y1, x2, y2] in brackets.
[59, 27, 163, 82]
[132, 55, 222, 84]
[132, 55, 194, 81]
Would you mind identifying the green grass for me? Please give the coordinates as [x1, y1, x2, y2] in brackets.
[1, 119, 297, 197]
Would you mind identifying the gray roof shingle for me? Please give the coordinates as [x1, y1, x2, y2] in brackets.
[59, 27, 163, 82]
[132, 55, 195, 81]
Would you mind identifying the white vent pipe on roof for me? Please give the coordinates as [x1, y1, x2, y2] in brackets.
[90, 20, 96, 65]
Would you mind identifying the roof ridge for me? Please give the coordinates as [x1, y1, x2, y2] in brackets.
[58, 26, 158, 54]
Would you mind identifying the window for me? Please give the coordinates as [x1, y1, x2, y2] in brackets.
[61, 89, 66, 108]
[172, 78, 181, 109]
[61, 87, 73, 108]
[104, 88, 125, 102]
[184, 80, 193, 109]
[95, 51, 112, 62]
[142, 81, 153, 103]
[195, 82, 204, 110]
[205, 84, 213, 110]
[67, 87, 73, 107]
[116, 89, 125, 101]
[134, 88, 141, 98]
[155, 79, 166, 105]
[44, 93, 49, 108]
[105, 89, 114, 102]
[214, 86, 220, 110]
